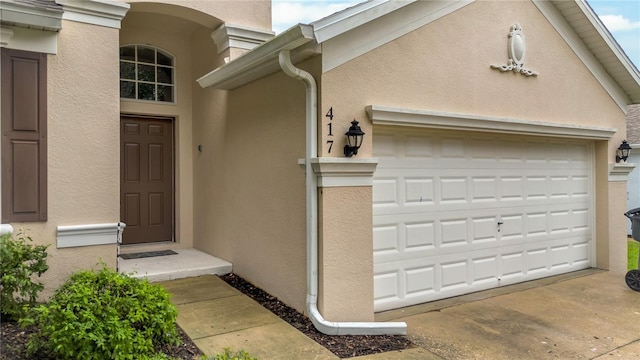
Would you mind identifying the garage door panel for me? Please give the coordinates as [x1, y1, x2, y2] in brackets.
[373, 130, 593, 311]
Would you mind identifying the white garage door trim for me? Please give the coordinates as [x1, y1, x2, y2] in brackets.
[372, 126, 597, 312]
[366, 105, 616, 140]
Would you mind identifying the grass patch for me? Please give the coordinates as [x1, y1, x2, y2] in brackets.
[629, 239, 639, 271]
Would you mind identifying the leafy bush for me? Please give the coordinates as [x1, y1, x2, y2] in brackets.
[207, 348, 257, 360]
[0, 232, 49, 320]
[21, 266, 180, 359]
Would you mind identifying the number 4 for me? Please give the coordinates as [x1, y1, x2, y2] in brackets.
[325, 107, 334, 120]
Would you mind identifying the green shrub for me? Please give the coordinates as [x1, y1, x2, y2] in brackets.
[21, 266, 180, 359]
[0, 232, 49, 320]
[206, 348, 257, 360]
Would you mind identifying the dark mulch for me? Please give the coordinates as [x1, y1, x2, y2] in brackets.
[0, 320, 202, 360]
[220, 273, 413, 359]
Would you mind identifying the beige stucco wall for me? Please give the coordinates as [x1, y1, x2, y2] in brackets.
[10, 20, 121, 298]
[125, 0, 271, 31]
[192, 57, 320, 313]
[313, 0, 630, 318]
[318, 186, 375, 321]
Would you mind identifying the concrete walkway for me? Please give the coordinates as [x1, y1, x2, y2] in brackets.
[159, 270, 640, 359]
[159, 275, 339, 359]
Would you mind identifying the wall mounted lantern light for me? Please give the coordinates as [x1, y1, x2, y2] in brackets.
[616, 140, 632, 163]
[344, 120, 365, 157]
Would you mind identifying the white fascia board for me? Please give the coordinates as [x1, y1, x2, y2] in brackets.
[574, 0, 640, 102]
[197, 24, 316, 89]
[532, 0, 635, 112]
[0, 1, 62, 31]
[1, 25, 58, 54]
[311, 0, 416, 43]
[310, 157, 378, 187]
[321, 0, 474, 73]
[367, 105, 617, 140]
[57, 222, 125, 248]
[55, 0, 129, 29]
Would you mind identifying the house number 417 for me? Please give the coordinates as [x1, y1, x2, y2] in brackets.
[326, 107, 334, 153]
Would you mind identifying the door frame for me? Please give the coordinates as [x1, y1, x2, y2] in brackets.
[120, 114, 176, 245]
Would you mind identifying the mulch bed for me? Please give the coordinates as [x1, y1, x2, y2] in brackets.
[220, 273, 413, 358]
[1, 273, 413, 359]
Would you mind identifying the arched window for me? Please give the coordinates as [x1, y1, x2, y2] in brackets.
[120, 45, 174, 102]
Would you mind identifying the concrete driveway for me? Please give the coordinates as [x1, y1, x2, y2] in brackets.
[367, 270, 640, 360]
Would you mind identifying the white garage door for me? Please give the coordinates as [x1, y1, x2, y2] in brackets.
[373, 129, 593, 311]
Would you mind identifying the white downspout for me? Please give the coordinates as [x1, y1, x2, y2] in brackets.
[278, 50, 407, 336]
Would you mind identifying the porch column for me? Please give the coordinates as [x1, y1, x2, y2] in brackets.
[312, 158, 378, 322]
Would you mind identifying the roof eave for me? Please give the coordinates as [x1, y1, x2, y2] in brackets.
[574, 0, 640, 104]
[0, 0, 63, 31]
[197, 24, 316, 89]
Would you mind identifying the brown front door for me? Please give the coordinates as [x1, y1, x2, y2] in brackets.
[120, 116, 174, 244]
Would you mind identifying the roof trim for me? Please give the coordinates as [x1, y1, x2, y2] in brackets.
[311, 0, 416, 43]
[0, 0, 63, 31]
[533, 0, 640, 108]
[197, 24, 316, 89]
[367, 105, 617, 140]
[199, 0, 640, 104]
[55, 0, 129, 29]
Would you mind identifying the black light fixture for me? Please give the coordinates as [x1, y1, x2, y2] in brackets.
[616, 140, 632, 163]
[344, 120, 365, 157]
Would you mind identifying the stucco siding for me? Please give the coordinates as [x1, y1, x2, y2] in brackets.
[124, 0, 271, 31]
[321, 0, 626, 159]
[192, 57, 321, 314]
[12, 20, 121, 297]
[315, 0, 630, 311]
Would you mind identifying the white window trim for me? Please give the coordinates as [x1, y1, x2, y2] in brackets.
[366, 105, 616, 140]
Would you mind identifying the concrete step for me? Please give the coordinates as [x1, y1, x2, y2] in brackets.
[118, 248, 232, 282]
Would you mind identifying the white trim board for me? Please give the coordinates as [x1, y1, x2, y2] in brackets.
[532, 0, 635, 112]
[310, 157, 378, 187]
[55, 0, 129, 29]
[57, 223, 126, 248]
[609, 163, 636, 182]
[366, 105, 616, 140]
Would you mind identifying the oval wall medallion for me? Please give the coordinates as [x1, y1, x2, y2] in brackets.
[491, 23, 538, 77]
[509, 24, 526, 66]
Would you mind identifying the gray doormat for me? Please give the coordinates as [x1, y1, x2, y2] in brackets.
[119, 250, 178, 260]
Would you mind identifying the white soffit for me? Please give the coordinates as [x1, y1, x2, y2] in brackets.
[0, 0, 62, 31]
[311, 0, 416, 43]
[320, 0, 474, 73]
[0, 25, 58, 53]
[55, 0, 129, 29]
[367, 105, 616, 140]
[533, 0, 640, 111]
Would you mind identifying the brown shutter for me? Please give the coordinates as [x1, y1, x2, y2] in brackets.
[1, 48, 47, 222]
